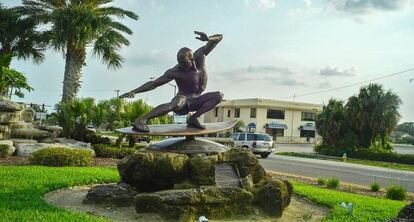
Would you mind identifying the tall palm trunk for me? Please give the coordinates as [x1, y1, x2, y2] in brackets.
[62, 45, 86, 102]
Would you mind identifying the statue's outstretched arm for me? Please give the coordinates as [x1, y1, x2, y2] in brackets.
[119, 70, 174, 98]
[194, 31, 223, 56]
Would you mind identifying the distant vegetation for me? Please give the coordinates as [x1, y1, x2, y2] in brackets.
[393, 122, 414, 145]
[315, 83, 401, 156]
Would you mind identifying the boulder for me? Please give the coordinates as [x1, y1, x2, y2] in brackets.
[118, 152, 189, 192]
[397, 202, 414, 220]
[135, 186, 254, 222]
[21, 107, 35, 122]
[53, 138, 90, 148]
[11, 128, 51, 139]
[0, 140, 16, 156]
[0, 100, 24, 112]
[253, 177, 293, 217]
[0, 111, 21, 124]
[11, 139, 37, 145]
[15, 142, 95, 157]
[84, 183, 138, 206]
[188, 154, 216, 186]
[219, 148, 265, 183]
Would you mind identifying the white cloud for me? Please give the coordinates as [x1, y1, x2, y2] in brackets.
[303, 0, 312, 8]
[329, 0, 413, 15]
[244, 0, 276, 10]
[319, 66, 355, 77]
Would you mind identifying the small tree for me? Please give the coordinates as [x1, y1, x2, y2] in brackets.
[0, 55, 33, 99]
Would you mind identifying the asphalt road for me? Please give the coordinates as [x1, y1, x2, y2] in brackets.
[260, 154, 414, 192]
[274, 143, 414, 155]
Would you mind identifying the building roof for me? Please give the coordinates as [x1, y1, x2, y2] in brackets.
[217, 98, 323, 111]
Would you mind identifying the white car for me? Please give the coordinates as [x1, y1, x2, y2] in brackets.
[231, 132, 274, 158]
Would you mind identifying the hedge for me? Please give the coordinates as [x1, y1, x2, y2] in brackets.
[93, 144, 137, 159]
[29, 147, 93, 167]
[349, 150, 414, 165]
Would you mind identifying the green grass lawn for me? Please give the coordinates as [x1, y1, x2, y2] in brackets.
[277, 152, 414, 172]
[292, 181, 407, 221]
[0, 166, 119, 222]
[0, 166, 407, 221]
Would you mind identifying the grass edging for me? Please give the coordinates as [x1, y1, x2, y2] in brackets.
[292, 181, 407, 221]
[276, 152, 414, 172]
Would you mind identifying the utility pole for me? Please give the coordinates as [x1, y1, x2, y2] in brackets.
[114, 89, 120, 98]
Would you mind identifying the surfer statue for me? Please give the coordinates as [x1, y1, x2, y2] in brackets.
[120, 31, 224, 132]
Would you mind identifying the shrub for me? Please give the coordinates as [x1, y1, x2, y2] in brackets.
[370, 182, 380, 192]
[386, 185, 407, 200]
[0, 144, 9, 158]
[317, 178, 326, 186]
[93, 144, 137, 159]
[29, 147, 93, 167]
[83, 130, 111, 145]
[350, 149, 414, 165]
[326, 178, 340, 189]
[134, 143, 147, 149]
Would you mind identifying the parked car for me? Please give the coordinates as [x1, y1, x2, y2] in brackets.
[230, 132, 274, 158]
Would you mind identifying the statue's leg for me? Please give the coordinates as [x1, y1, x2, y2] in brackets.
[133, 96, 187, 132]
[187, 91, 223, 129]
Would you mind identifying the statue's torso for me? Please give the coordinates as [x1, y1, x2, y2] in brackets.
[173, 54, 207, 97]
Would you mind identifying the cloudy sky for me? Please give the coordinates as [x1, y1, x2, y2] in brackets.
[4, 0, 414, 122]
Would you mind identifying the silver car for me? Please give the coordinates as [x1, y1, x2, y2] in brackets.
[231, 132, 274, 158]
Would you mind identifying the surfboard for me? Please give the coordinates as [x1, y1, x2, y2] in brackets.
[115, 119, 238, 136]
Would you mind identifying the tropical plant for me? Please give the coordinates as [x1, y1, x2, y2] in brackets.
[346, 84, 401, 149]
[315, 99, 347, 146]
[395, 122, 414, 136]
[17, 0, 138, 102]
[0, 55, 33, 99]
[0, 4, 44, 65]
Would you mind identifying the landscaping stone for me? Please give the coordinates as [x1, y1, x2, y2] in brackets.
[253, 177, 293, 217]
[11, 128, 51, 139]
[84, 183, 138, 206]
[118, 152, 189, 192]
[188, 154, 216, 186]
[0, 111, 21, 124]
[53, 138, 91, 148]
[0, 100, 24, 112]
[21, 107, 35, 122]
[0, 140, 15, 156]
[11, 139, 37, 145]
[397, 202, 414, 220]
[15, 143, 95, 157]
[135, 186, 255, 222]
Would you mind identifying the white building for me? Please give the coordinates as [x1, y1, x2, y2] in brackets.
[203, 98, 323, 144]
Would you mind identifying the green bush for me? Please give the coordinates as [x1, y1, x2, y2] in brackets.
[134, 143, 147, 149]
[317, 178, 326, 186]
[386, 185, 407, 200]
[0, 144, 9, 158]
[350, 149, 414, 165]
[93, 144, 137, 159]
[370, 182, 380, 192]
[326, 178, 340, 189]
[29, 147, 93, 167]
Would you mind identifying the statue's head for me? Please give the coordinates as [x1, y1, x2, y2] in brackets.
[177, 47, 194, 71]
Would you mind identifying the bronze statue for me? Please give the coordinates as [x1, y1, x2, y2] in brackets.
[120, 31, 224, 132]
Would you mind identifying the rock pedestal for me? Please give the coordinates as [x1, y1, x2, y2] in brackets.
[86, 148, 292, 221]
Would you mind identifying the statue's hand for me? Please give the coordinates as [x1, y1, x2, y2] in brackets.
[194, 31, 209, 41]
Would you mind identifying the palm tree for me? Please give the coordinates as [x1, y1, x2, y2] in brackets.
[0, 4, 44, 99]
[0, 4, 44, 65]
[315, 99, 347, 146]
[17, 0, 138, 102]
[346, 84, 401, 148]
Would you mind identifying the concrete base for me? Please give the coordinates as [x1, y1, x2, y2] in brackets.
[146, 137, 228, 154]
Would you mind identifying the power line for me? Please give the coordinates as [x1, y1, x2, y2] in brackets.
[276, 67, 414, 100]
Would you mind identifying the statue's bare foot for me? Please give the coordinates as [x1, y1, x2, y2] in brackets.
[133, 119, 149, 132]
[187, 116, 206, 129]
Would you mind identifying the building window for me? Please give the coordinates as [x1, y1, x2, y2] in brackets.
[267, 109, 285, 119]
[215, 107, 218, 117]
[301, 112, 315, 121]
[300, 130, 315, 138]
[250, 108, 256, 118]
[227, 110, 231, 117]
[234, 108, 240, 118]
